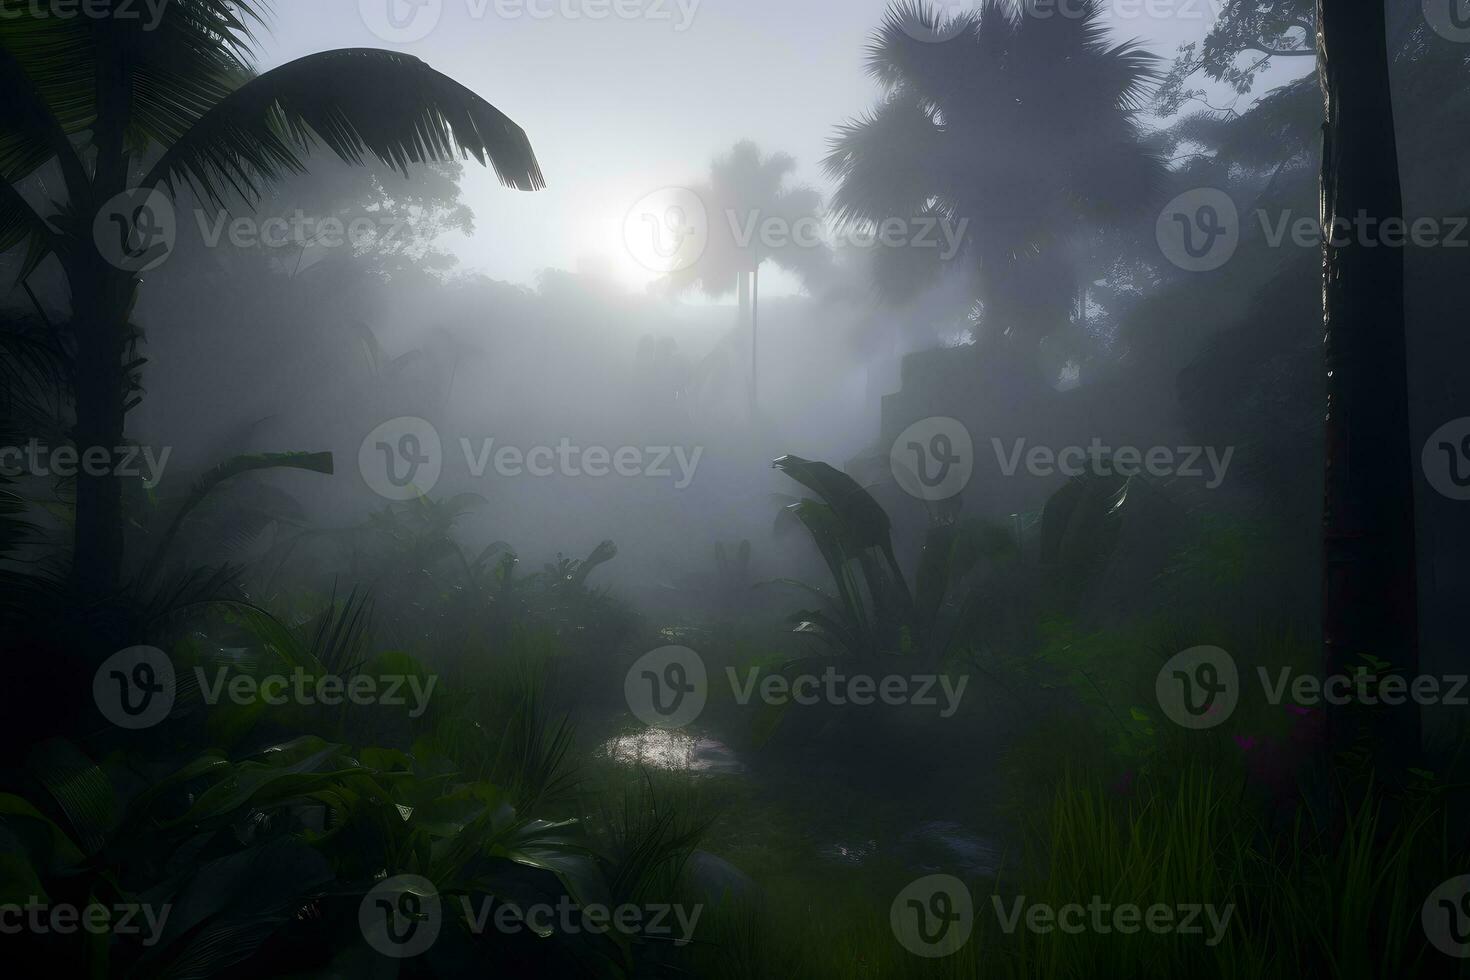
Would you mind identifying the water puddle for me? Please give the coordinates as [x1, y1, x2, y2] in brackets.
[602, 727, 745, 774]
[821, 839, 878, 866]
[898, 820, 1007, 877]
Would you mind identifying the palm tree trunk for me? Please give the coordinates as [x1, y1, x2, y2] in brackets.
[1317, 0, 1418, 763]
[736, 268, 751, 420]
[71, 268, 135, 597]
[71, 48, 134, 599]
[750, 263, 760, 421]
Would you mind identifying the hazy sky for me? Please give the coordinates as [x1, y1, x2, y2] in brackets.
[258, 0, 1309, 294]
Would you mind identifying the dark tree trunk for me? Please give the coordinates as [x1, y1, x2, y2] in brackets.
[70, 267, 134, 598]
[69, 36, 134, 600]
[1317, 0, 1419, 763]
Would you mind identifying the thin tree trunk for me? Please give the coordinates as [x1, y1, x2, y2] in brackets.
[71, 269, 134, 598]
[750, 262, 760, 421]
[1317, 0, 1419, 763]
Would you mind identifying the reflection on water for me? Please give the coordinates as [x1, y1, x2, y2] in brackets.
[602, 727, 745, 774]
[823, 839, 878, 866]
[821, 824, 1006, 876]
[899, 821, 1006, 877]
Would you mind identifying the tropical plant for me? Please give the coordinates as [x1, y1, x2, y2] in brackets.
[0, 444, 336, 757]
[418, 628, 579, 813]
[259, 496, 631, 657]
[771, 454, 1013, 665]
[139, 450, 333, 587]
[0, 309, 71, 569]
[825, 0, 1162, 372]
[665, 141, 830, 417]
[1032, 469, 1131, 613]
[1154, 0, 1316, 116]
[0, 1, 544, 596]
[0, 734, 609, 976]
[1, 605, 707, 978]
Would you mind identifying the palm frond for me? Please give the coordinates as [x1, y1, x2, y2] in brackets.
[144, 48, 545, 208]
[0, 10, 96, 182]
[142, 450, 333, 585]
[864, 0, 985, 93]
[824, 91, 943, 229]
[0, 179, 58, 279]
[833, 0, 1162, 307]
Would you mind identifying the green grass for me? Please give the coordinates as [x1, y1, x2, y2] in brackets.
[649, 757, 1467, 979]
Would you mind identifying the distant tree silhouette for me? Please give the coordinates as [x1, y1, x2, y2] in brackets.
[666, 141, 829, 419]
[825, 0, 1161, 381]
[1154, 0, 1315, 116]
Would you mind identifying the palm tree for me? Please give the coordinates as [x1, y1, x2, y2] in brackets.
[825, 0, 1160, 378]
[666, 141, 829, 419]
[0, 1, 543, 596]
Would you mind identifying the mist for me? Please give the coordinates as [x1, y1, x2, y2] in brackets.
[3, 2, 1468, 976]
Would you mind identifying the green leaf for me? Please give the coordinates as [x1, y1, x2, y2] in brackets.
[772, 455, 891, 550]
[145, 451, 335, 584]
[25, 739, 118, 856]
[144, 48, 545, 208]
[0, 791, 85, 900]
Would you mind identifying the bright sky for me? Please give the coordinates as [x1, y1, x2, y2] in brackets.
[258, 0, 1311, 295]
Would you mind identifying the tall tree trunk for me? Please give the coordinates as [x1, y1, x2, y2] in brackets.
[736, 269, 752, 421]
[70, 266, 134, 598]
[71, 39, 134, 600]
[1317, 0, 1419, 763]
[750, 263, 760, 421]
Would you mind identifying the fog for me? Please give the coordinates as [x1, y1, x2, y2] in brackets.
[3, 2, 1467, 976]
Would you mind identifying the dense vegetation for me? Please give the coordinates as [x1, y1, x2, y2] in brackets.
[3, 1, 1468, 977]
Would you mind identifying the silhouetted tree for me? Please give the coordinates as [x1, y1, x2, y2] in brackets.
[1155, 0, 1315, 115]
[1316, 0, 1418, 763]
[826, 0, 1161, 381]
[666, 141, 829, 418]
[0, 1, 543, 596]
